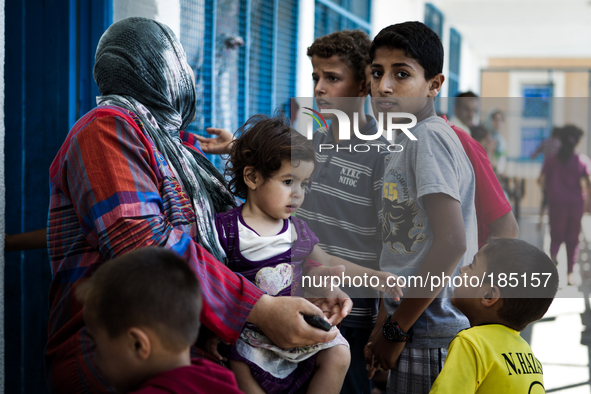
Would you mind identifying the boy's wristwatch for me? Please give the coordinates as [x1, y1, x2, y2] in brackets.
[382, 315, 413, 343]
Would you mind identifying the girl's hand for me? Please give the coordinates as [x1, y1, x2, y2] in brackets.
[205, 333, 229, 362]
[371, 270, 404, 301]
[195, 128, 234, 155]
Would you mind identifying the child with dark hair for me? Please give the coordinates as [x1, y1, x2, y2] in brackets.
[207, 114, 402, 394]
[302, 29, 390, 394]
[469, 125, 497, 165]
[450, 91, 479, 132]
[430, 238, 559, 393]
[540, 125, 591, 285]
[307, 30, 371, 86]
[532, 127, 562, 228]
[75, 247, 244, 394]
[365, 21, 478, 393]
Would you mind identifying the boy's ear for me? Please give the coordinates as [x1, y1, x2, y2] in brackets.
[359, 77, 370, 97]
[427, 73, 445, 98]
[127, 327, 151, 360]
[243, 166, 259, 190]
[481, 285, 501, 308]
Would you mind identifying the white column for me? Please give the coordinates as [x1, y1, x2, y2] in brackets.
[113, 0, 181, 39]
[296, 0, 314, 98]
[0, 0, 5, 391]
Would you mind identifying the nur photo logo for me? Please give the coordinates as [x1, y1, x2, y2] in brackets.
[301, 107, 418, 153]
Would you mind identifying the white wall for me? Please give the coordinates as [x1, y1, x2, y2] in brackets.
[459, 39, 486, 95]
[371, 0, 425, 38]
[113, 0, 181, 39]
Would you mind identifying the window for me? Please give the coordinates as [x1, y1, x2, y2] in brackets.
[180, 0, 298, 172]
[521, 84, 554, 159]
[424, 3, 444, 112]
[447, 28, 461, 114]
[424, 3, 443, 39]
[314, 0, 371, 39]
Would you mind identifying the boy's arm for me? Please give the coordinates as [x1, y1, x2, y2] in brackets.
[195, 127, 234, 155]
[364, 299, 388, 379]
[486, 211, 519, 241]
[5, 228, 47, 251]
[368, 193, 467, 371]
[307, 245, 403, 300]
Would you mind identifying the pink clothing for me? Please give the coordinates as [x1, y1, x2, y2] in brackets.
[541, 137, 561, 159]
[543, 153, 590, 271]
[548, 200, 584, 273]
[131, 359, 244, 394]
[542, 154, 591, 203]
[443, 116, 513, 248]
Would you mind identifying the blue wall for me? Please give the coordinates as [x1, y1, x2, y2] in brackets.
[4, 1, 111, 392]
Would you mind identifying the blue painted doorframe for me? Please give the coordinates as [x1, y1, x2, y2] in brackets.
[4, 1, 111, 392]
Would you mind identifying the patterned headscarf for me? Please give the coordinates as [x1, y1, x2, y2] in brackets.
[94, 17, 235, 262]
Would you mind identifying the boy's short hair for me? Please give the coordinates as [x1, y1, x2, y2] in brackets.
[307, 30, 372, 85]
[369, 22, 443, 80]
[76, 247, 202, 351]
[226, 114, 316, 199]
[482, 238, 559, 331]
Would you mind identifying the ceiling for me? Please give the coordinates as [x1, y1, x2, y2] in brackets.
[429, 0, 591, 58]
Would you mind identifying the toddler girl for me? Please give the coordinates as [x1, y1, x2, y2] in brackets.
[207, 114, 401, 394]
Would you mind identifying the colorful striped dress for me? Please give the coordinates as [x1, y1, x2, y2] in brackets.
[46, 105, 263, 393]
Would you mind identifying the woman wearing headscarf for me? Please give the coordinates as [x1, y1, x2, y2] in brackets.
[45, 17, 349, 393]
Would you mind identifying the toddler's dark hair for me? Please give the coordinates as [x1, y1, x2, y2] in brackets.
[369, 21, 443, 81]
[307, 30, 372, 86]
[482, 238, 558, 331]
[75, 247, 202, 352]
[226, 114, 316, 199]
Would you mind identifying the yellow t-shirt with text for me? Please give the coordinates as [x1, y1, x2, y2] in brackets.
[430, 324, 545, 394]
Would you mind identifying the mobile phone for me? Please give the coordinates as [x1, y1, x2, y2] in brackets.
[303, 314, 332, 332]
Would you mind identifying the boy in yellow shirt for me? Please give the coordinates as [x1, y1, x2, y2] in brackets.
[430, 238, 558, 393]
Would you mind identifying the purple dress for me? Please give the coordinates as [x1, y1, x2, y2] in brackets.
[215, 205, 319, 297]
[542, 154, 591, 271]
[215, 205, 349, 394]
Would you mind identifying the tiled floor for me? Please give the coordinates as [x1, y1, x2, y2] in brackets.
[520, 213, 591, 393]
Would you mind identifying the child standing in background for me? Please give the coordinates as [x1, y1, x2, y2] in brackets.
[532, 127, 562, 228]
[540, 125, 591, 285]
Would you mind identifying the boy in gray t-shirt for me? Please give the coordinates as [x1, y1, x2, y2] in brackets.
[364, 22, 478, 394]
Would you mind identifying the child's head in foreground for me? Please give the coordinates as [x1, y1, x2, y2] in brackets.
[369, 22, 444, 116]
[307, 30, 371, 118]
[307, 29, 371, 97]
[226, 114, 316, 220]
[76, 247, 202, 393]
[452, 238, 559, 331]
